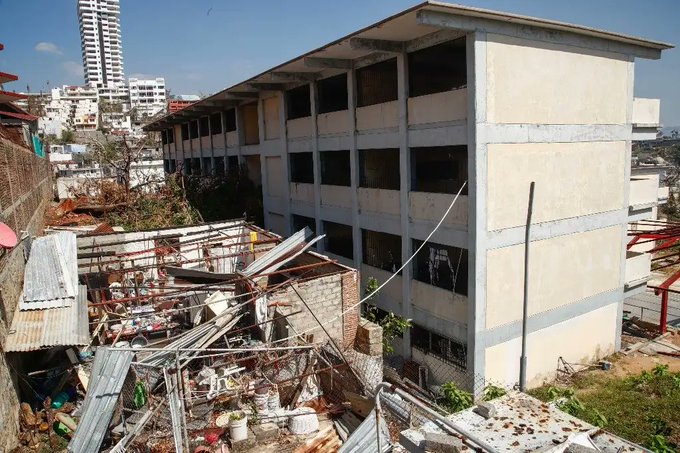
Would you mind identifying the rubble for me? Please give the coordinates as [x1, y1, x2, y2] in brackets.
[9, 220, 385, 453]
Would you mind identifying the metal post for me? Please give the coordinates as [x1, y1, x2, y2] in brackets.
[519, 181, 535, 392]
[660, 290, 669, 334]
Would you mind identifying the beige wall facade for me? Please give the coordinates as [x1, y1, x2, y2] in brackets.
[318, 110, 350, 135]
[263, 96, 281, 140]
[486, 34, 629, 125]
[358, 188, 400, 216]
[484, 302, 618, 387]
[410, 192, 468, 227]
[411, 279, 467, 324]
[356, 101, 399, 131]
[485, 225, 623, 329]
[486, 141, 626, 231]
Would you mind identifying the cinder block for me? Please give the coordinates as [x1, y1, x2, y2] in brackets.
[423, 432, 464, 452]
[252, 422, 279, 443]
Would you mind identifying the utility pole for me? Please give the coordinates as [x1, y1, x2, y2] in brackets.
[519, 181, 535, 392]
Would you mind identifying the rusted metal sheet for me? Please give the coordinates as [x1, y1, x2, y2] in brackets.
[4, 285, 89, 352]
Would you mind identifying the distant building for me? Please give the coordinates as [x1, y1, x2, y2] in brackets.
[41, 85, 99, 135]
[168, 95, 200, 113]
[78, 0, 124, 87]
[129, 77, 167, 119]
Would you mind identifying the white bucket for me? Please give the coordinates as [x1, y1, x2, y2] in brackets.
[288, 407, 319, 435]
[254, 392, 269, 414]
[229, 412, 248, 442]
[268, 389, 281, 411]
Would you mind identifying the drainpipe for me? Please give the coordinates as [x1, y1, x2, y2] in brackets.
[519, 181, 535, 392]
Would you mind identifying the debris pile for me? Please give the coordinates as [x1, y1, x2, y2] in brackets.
[9, 220, 384, 452]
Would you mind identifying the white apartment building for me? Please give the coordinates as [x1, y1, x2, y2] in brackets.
[78, 0, 124, 87]
[40, 85, 99, 135]
[148, 2, 673, 390]
[129, 77, 167, 119]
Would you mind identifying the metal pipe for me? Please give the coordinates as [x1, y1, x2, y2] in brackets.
[519, 181, 535, 392]
[374, 383, 499, 453]
[660, 290, 669, 334]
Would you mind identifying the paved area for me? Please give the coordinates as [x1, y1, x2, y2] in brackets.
[624, 288, 680, 328]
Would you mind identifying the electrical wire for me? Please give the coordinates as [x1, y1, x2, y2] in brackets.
[271, 180, 468, 345]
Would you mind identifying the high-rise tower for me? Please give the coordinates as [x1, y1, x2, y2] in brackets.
[77, 0, 124, 88]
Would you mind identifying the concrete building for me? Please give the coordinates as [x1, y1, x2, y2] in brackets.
[129, 77, 167, 119]
[146, 2, 673, 389]
[168, 94, 200, 113]
[41, 85, 99, 134]
[78, 0, 124, 87]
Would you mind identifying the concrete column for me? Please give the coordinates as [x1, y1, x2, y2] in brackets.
[197, 119, 205, 175]
[310, 82, 323, 246]
[616, 54, 636, 349]
[466, 31, 488, 394]
[397, 52, 412, 358]
[208, 114, 215, 175]
[221, 111, 228, 174]
[235, 106, 245, 166]
[278, 91, 292, 236]
[181, 124, 187, 174]
[347, 69, 362, 272]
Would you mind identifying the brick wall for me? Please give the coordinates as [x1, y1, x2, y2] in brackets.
[271, 269, 360, 347]
[0, 131, 52, 452]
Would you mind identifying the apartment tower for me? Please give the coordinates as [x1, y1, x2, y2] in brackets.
[77, 0, 124, 88]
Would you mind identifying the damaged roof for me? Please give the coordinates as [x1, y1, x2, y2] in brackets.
[21, 232, 78, 310]
[5, 285, 89, 352]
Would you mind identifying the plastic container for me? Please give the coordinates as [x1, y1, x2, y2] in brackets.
[229, 412, 248, 442]
[288, 407, 319, 435]
[268, 388, 281, 411]
[254, 392, 269, 414]
[51, 387, 76, 409]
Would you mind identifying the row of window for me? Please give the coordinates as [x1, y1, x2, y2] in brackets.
[288, 146, 467, 196]
[411, 323, 467, 369]
[161, 37, 467, 146]
[290, 215, 468, 296]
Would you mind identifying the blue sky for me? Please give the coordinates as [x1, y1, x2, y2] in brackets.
[0, 0, 678, 125]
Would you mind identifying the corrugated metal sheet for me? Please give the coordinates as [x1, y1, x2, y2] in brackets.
[68, 347, 135, 453]
[338, 407, 390, 453]
[4, 284, 89, 352]
[21, 232, 78, 310]
[243, 227, 322, 277]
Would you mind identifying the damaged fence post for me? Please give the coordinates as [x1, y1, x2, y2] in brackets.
[177, 347, 190, 452]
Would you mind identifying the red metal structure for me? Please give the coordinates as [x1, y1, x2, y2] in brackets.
[628, 218, 680, 332]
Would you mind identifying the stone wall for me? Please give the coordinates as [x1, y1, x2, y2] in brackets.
[0, 131, 52, 452]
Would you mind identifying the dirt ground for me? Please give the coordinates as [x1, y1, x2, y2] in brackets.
[597, 331, 680, 378]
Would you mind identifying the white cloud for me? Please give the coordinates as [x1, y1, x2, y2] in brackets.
[61, 61, 83, 78]
[35, 42, 62, 55]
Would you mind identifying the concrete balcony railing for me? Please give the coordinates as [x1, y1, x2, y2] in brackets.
[318, 110, 349, 136]
[410, 279, 467, 324]
[407, 88, 467, 126]
[410, 192, 468, 228]
[632, 98, 661, 140]
[625, 250, 651, 290]
[320, 185, 352, 209]
[358, 187, 400, 216]
[629, 175, 660, 211]
[658, 185, 670, 204]
[632, 98, 661, 127]
[287, 117, 312, 139]
[290, 182, 314, 204]
[356, 101, 398, 131]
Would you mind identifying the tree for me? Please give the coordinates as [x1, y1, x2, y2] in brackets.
[89, 134, 157, 195]
[363, 277, 412, 354]
[58, 129, 76, 145]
